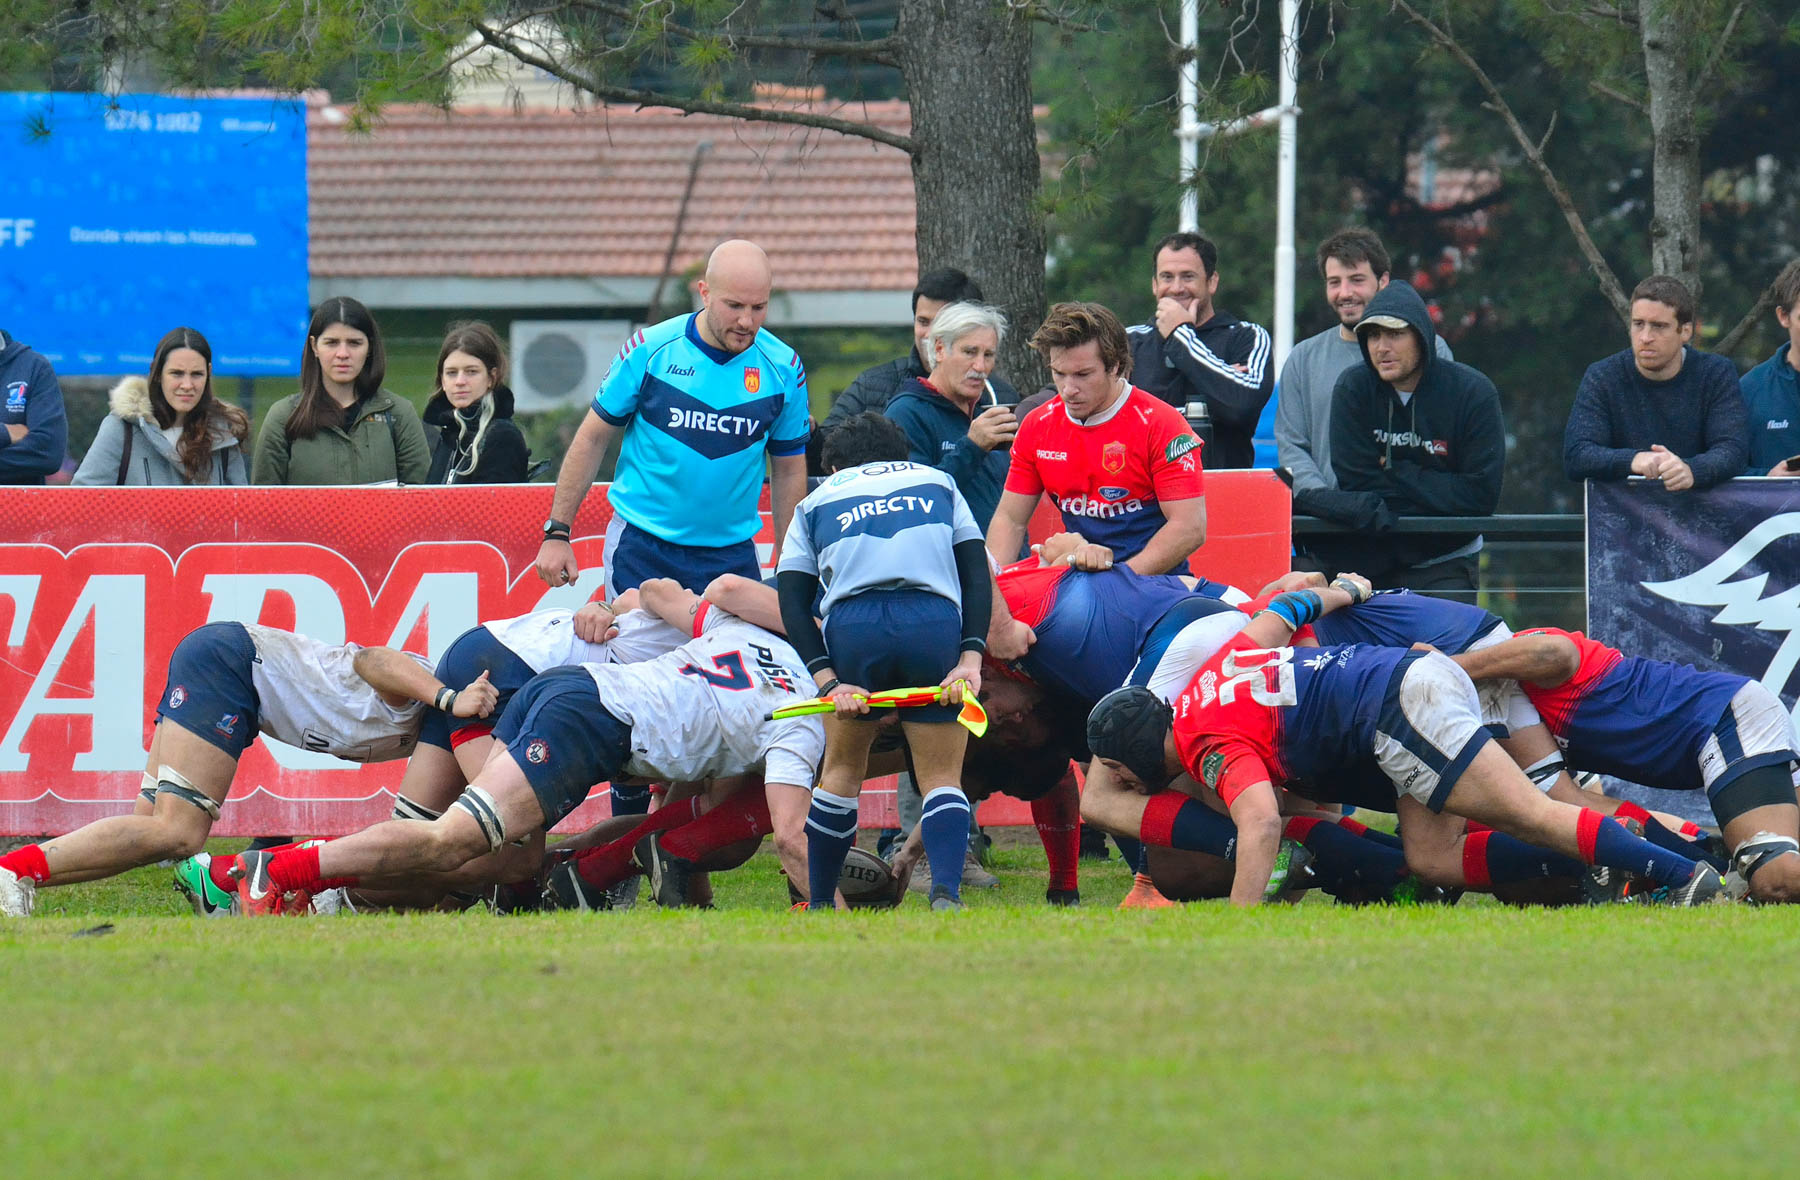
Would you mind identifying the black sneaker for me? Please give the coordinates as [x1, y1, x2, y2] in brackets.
[1656, 863, 1727, 907]
[490, 878, 546, 914]
[636, 834, 694, 908]
[1045, 887, 1080, 907]
[542, 860, 614, 912]
[1580, 863, 1628, 905]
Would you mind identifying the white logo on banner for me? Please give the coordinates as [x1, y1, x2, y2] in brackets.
[1641, 511, 1800, 724]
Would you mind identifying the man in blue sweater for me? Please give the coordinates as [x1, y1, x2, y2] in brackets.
[1563, 276, 1746, 491]
[0, 329, 68, 485]
[1740, 260, 1800, 476]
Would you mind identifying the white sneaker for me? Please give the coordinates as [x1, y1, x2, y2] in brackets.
[0, 866, 37, 917]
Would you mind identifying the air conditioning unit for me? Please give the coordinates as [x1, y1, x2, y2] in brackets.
[509, 320, 636, 412]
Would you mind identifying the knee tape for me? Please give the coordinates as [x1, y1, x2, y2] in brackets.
[1732, 831, 1800, 884]
[453, 786, 508, 852]
[156, 765, 222, 821]
[1522, 753, 1566, 792]
[139, 772, 159, 807]
[391, 794, 444, 822]
[1710, 764, 1798, 828]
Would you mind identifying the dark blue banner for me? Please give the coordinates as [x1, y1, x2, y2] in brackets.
[1587, 478, 1800, 819]
[0, 92, 307, 376]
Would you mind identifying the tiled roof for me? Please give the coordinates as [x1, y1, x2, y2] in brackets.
[308, 100, 917, 291]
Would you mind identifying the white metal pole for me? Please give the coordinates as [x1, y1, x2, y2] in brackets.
[1179, 0, 1199, 232]
[1273, 0, 1299, 373]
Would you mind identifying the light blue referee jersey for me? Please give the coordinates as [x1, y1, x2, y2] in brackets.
[594, 314, 811, 548]
[778, 460, 983, 616]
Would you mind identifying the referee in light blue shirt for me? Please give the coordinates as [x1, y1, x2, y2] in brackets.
[777, 412, 992, 913]
[535, 239, 812, 598]
[535, 239, 810, 828]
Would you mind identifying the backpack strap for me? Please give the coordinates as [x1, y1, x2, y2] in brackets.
[115, 417, 135, 485]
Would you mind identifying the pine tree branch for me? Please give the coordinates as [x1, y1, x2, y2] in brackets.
[563, 0, 900, 64]
[1694, 0, 1750, 95]
[1589, 80, 1647, 116]
[470, 20, 916, 154]
[1393, 0, 1631, 320]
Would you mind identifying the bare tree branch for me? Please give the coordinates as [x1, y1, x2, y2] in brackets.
[1695, 0, 1750, 95]
[564, 0, 900, 63]
[1717, 278, 1779, 357]
[471, 21, 916, 154]
[1589, 79, 1648, 116]
[1393, 0, 1631, 320]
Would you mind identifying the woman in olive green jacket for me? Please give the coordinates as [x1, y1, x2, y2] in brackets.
[252, 296, 430, 485]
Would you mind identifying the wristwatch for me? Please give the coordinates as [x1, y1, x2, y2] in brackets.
[542, 518, 572, 541]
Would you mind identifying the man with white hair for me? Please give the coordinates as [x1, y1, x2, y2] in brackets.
[884, 300, 1020, 536]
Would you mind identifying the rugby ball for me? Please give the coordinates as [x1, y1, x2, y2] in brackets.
[784, 846, 902, 909]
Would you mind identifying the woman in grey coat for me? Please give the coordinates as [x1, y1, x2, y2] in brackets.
[74, 327, 250, 485]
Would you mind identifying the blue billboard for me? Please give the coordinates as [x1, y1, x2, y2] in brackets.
[0, 92, 307, 376]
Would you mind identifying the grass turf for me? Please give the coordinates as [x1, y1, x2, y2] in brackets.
[2, 840, 1792, 1176]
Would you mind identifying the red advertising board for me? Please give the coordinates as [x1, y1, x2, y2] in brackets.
[0, 473, 1290, 835]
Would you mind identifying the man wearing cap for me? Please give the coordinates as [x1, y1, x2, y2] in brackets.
[1327, 280, 1504, 596]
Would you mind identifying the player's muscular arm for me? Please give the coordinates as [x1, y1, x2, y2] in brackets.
[1126, 496, 1207, 575]
[1241, 574, 1371, 647]
[768, 452, 808, 565]
[1225, 781, 1283, 907]
[703, 574, 789, 634]
[985, 490, 1038, 567]
[638, 577, 704, 631]
[1450, 633, 1580, 687]
[985, 564, 1036, 661]
[536, 410, 622, 586]
[352, 648, 499, 718]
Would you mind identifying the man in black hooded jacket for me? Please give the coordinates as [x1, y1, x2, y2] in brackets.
[1326, 281, 1504, 595]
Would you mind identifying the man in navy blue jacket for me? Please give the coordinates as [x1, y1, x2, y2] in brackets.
[0, 329, 67, 485]
[1740, 260, 1800, 476]
[1563, 276, 1746, 491]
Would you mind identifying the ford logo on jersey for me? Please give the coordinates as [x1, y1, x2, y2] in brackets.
[1099, 486, 1130, 502]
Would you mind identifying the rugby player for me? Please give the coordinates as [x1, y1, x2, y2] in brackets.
[1452, 628, 1800, 902]
[230, 604, 824, 915]
[0, 623, 499, 917]
[1085, 579, 1726, 906]
[778, 420, 991, 912]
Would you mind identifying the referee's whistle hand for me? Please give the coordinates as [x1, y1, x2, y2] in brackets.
[536, 538, 578, 587]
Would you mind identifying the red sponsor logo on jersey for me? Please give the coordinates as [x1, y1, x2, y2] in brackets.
[1101, 442, 1127, 474]
[743, 367, 761, 394]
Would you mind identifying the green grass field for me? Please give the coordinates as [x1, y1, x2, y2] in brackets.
[2, 839, 1793, 1177]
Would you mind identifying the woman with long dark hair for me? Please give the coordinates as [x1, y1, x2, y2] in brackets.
[74, 327, 250, 485]
[424, 321, 529, 484]
[252, 296, 430, 485]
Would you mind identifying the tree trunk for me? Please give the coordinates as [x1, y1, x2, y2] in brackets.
[1640, 0, 1704, 300]
[896, 0, 1048, 392]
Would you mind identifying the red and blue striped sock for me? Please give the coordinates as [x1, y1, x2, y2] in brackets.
[1578, 808, 1697, 887]
[1461, 829, 1583, 888]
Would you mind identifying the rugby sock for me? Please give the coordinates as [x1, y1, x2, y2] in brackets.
[1112, 834, 1147, 872]
[267, 846, 324, 893]
[611, 783, 653, 818]
[804, 789, 860, 908]
[919, 786, 973, 902]
[1334, 816, 1406, 850]
[660, 789, 772, 861]
[1030, 775, 1082, 894]
[1637, 815, 1725, 868]
[0, 843, 50, 883]
[1679, 820, 1705, 839]
[1139, 791, 1238, 859]
[1283, 816, 1407, 890]
[572, 797, 705, 888]
[208, 854, 239, 892]
[1577, 808, 1698, 887]
[1460, 830, 1583, 888]
[1612, 800, 1653, 825]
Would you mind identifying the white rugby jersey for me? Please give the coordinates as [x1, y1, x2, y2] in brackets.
[587, 604, 824, 789]
[778, 460, 983, 617]
[245, 625, 430, 763]
[483, 608, 685, 673]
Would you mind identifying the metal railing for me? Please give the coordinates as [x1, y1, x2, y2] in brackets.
[1291, 513, 1586, 631]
